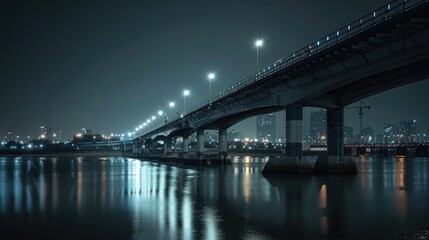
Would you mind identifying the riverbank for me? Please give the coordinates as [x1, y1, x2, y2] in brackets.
[337, 228, 429, 239]
[0, 150, 127, 158]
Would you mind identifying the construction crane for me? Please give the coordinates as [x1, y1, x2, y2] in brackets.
[345, 101, 370, 142]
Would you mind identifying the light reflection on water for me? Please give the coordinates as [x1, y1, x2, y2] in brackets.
[0, 156, 428, 239]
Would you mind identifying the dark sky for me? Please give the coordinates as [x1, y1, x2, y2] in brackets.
[1, 0, 428, 140]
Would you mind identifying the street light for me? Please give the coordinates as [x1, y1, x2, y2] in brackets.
[207, 72, 215, 98]
[169, 101, 175, 119]
[255, 39, 264, 72]
[158, 110, 164, 124]
[183, 89, 190, 114]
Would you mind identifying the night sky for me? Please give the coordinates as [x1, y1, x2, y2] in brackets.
[1, 0, 428, 140]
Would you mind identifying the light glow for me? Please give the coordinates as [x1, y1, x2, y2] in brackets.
[255, 39, 263, 47]
[208, 72, 215, 80]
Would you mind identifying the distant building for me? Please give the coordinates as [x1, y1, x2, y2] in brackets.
[399, 119, 417, 143]
[204, 131, 218, 142]
[257, 114, 276, 142]
[227, 129, 241, 142]
[344, 126, 354, 144]
[310, 110, 326, 144]
[362, 126, 374, 143]
[7, 131, 14, 142]
[39, 126, 55, 141]
[384, 123, 398, 144]
[418, 132, 429, 143]
[73, 133, 103, 143]
[376, 134, 384, 144]
[81, 128, 93, 135]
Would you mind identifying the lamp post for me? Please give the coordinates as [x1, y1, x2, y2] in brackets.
[158, 110, 163, 124]
[255, 39, 263, 72]
[183, 89, 190, 114]
[208, 72, 215, 98]
[169, 101, 175, 120]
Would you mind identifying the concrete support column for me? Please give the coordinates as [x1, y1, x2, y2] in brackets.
[132, 143, 137, 154]
[182, 137, 189, 154]
[286, 104, 303, 157]
[314, 107, 357, 174]
[218, 129, 227, 159]
[262, 104, 314, 174]
[327, 107, 344, 157]
[151, 140, 158, 155]
[163, 137, 172, 155]
[164, 139, 168, 155]
[143, 139, 151, 155]
[197, 129, 205, 156]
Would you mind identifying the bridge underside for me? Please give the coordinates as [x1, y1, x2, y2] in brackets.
[319, 58, 429, 106]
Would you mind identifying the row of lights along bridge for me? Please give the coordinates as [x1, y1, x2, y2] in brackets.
[128, 39, 264, 137]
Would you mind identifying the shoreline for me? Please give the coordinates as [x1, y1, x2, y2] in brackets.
[0, 151, 128, 158]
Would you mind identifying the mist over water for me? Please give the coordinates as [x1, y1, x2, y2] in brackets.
[0, 156, 428, 239]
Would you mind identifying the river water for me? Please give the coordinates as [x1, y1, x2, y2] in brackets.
[0, 155, 428, 239]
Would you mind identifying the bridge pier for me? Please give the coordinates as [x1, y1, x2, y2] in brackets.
[132, 142, 138, 154]
[143, 138, 152, 155]
[218, 129, 227, 160]
[133, 140, 144, 155]
[151, 139, 158, 155]
[196, 129, 205, 158]
[262, 104, 314, 174]
[180, 137, 189, 158]
[163, 137, 173, 155]
[314, 107, 357, 174]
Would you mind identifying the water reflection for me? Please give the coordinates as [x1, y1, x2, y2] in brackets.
[0, 156, 428, 239]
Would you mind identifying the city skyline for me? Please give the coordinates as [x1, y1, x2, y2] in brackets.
[3, 113, 427, 144]
[1, 1, 428, 140]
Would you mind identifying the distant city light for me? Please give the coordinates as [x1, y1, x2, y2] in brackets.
[169, 102, 175, 108]
[183, 89, 190, 96]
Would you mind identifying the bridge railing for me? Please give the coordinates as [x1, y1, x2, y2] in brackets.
[185, 0, 427, 115]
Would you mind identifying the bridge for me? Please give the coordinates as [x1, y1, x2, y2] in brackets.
[130, 0, 429, 174]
